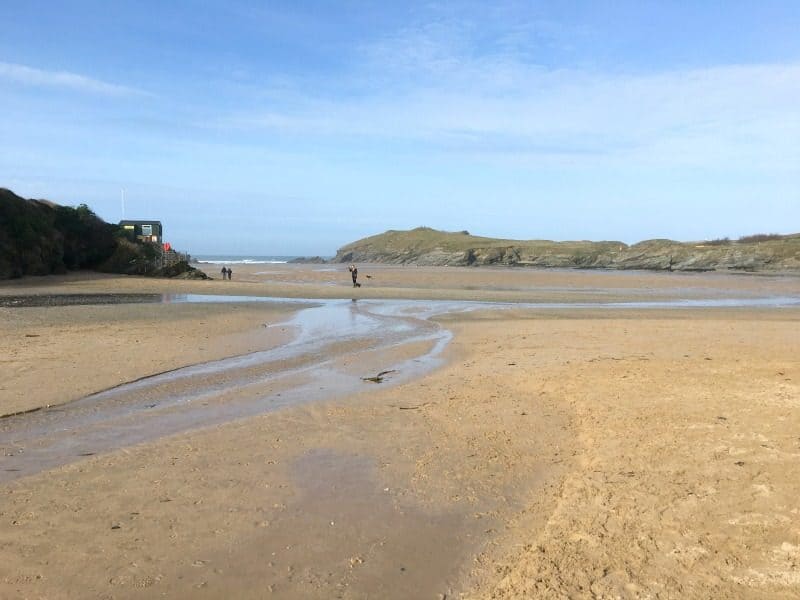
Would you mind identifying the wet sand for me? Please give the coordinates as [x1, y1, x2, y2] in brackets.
[0, 299, 299, 416]
[1, 265, 799, 598]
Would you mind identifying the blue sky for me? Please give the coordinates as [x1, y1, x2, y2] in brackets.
[1, 1, 799, 255]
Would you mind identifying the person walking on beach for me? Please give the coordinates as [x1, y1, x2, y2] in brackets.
[349, 264, 360, 287]
[227, 267, 233, 280]
[221, 266, 228, 280]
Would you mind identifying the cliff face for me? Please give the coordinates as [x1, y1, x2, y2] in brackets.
[0, 188, 202, 280]
[334, 228, 800, 272]
[0, 188, 118, 279]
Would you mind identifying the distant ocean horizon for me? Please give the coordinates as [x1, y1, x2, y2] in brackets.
[193, 255, 330, 265]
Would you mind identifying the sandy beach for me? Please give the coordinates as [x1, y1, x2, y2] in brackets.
[1, 264, 799, 598]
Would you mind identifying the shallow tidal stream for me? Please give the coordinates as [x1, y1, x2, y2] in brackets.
[2, 293, 800, 482]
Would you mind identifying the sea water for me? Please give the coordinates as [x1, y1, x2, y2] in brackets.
[194, 255, 302, 265]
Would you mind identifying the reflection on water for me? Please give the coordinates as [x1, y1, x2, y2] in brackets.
[166, 293, 800, 309]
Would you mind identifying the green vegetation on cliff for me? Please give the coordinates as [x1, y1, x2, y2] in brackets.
[0, 188, 119, 279]
[334, 227, 800, 272]
[0, 188, 203, 280]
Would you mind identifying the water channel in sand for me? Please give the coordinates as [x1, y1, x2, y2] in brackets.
[1, 297, 447, 482]
[2, 292, 800, 597]
[2, 293, 800, 483]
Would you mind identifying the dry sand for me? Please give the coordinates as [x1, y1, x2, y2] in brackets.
[1, 265, 799, 598]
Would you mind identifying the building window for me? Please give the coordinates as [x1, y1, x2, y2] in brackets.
[141, 224, 152, 236]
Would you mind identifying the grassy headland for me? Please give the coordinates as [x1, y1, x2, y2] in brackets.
[334, 227, 800, 272]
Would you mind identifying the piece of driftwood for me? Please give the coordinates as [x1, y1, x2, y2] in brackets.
[398, 402, 432, 410]
[361, 369, 397, 383]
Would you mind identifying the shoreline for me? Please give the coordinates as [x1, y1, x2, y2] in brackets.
[2, 263, 800, 301]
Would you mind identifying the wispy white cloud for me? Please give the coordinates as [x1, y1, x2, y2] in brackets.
[211, 13, 800, 171]
[221, 59, 800, 171]
[0, 60, 150, 97]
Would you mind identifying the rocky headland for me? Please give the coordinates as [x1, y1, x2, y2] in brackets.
[0, 188, 205, 280]
[334, 227, 800, 273]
